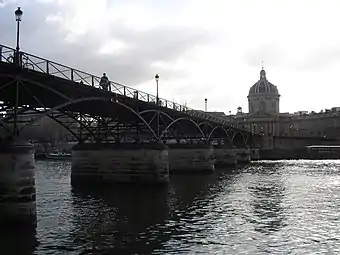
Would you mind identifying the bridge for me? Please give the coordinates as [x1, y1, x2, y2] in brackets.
[0, 43, 260, 227]
[0, 44, 256, 145]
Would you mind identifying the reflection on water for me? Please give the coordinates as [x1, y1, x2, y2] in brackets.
[71, 185, 171, 254]
[249, 177, 286, 235]
[70, 173, 225, 254]
[2, 160, 340, 254]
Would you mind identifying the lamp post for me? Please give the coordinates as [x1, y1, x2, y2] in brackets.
[14, 7, 23, 137]
[15, 7, 23, 66]
[205, 98, 207, 112]
[155, 74, 159, 140]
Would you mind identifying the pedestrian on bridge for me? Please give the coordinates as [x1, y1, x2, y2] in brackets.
[100, 73, 109, 91]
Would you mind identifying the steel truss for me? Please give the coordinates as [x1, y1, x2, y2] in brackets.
[0, 43, 259, 148]
[1, 102, 257, 148]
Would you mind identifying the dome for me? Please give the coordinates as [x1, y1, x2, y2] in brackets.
[248, 69, 279, 95]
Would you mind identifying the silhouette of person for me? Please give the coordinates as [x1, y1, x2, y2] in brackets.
[100, 73, 109, 91]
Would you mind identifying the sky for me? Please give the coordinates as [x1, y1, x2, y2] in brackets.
[1, 0, 340, 114]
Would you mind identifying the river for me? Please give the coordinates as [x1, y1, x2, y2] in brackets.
[2, 160, 340, 254]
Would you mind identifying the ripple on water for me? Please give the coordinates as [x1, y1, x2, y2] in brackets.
[4, 159, 340, 254]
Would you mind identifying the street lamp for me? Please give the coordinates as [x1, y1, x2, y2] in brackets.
[205, 98, 207, 112]
[155, 74, 160, 140]
[15, 7, 23, 65]
[13, 7, 23, 136]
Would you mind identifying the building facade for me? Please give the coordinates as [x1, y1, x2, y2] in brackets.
[248, 68, 280, 117]
[210, 68, 340, 150]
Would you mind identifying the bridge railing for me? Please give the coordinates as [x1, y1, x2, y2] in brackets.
[0, 44, 15, 63]
[0, 44, 245, 131]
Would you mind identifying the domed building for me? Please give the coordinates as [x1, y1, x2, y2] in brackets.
[234, 68, 340, 152]
[236, 68, 281, 139]
[248, 68, 280, 116]
[207, 67, 340, 155]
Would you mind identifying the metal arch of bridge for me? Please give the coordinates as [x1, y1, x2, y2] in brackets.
[159, 117, 206, 140]
[16, 97, 157, 140]
[199, 122, 248, 146]
[2, 104, 250, 146]
[0, 103, 100, 142]
[0, 43, 247, 129]
[0, 43, 257, 146]
[139, 109, 174, 127]
[207, 125, 233, 144]
[23, 107, 81, 140]
[139, 109, 229, 144]
[117, 109, 249, 145]
[0, 75, 156, 142]
[0, 79, 159, 142]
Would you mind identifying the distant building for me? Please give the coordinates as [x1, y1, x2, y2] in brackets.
[210, 68, 340, 150]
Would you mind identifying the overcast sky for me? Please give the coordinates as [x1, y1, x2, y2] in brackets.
[1, 0, 340, 114]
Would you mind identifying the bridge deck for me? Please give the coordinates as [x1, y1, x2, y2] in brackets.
[0, 44, 247, 129]
[0, 44, 260, 146]
[0, 61, 223, 128]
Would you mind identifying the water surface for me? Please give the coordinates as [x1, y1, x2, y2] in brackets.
[2, 160, 340, 254]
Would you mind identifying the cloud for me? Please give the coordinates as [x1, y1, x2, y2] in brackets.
[2, 0, 340, 114]
[45, 25, 212, 85]
[1, 0, 213, 87]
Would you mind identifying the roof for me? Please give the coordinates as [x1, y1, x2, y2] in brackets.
[248, 69, 279, 95]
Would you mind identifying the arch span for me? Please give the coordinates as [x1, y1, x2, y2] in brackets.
[232, 131, 247, 147]
[15, 107, 99, 141]
[0, 73, 158, 140]
[139, 109, 174, 126]
[207, 125, 232, 143]
[160, 117, 206, 140]
[15, 96, 157, 140]
[198, 122, 214, 130]
[139, 109, 174, 121]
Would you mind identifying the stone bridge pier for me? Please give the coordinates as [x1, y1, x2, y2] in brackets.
[213, 145, 237, 167]
[0, 138, 36, 227]
[71, 143, 169, 185]
[234, 147, 251, 164]
[250, 148, 260, 160]
[167, 143, 215, 173]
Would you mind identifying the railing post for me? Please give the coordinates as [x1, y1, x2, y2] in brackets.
[147, 94, 149, 102]
[71, 69, 74, 81]
[91, 76, 94, 87]
[124, 87, 126, 96]
[46, 60, 49, 74]
[19, 52, 23, 67]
